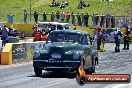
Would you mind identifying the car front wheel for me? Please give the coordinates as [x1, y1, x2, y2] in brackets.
[34, 67, 42, 77]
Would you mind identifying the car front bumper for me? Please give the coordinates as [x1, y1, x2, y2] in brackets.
[33, 59, 81, 71]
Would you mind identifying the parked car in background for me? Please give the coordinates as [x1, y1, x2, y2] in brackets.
[8, 28, 20, 36]
[38, 22, 72, 31]
[0, 27, 20, 36]
[33, 29, 98, 77]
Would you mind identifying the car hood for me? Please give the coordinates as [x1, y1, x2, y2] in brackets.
[45, 42, 85, 52]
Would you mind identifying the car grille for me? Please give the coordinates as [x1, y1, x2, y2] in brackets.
[49, 47, 64, 59]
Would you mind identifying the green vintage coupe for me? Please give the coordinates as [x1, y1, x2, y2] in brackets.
[33, 29, 98, 76]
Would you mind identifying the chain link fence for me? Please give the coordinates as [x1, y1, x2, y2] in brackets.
[0, 10, 132, 28]
[0, 6, 131, 29]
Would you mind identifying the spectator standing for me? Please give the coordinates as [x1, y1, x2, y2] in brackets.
[61, 12, 65, 22]
[51, 12, 55, 21]
[81, 12, 85, 26]
[96, 14, 99, 26]
[65, 12, 70, 23]
[24, 10, 28, 24]
[33, 26, 41, 42]
[34, 11, 38, 23]
[42, 12, 47, 22]
[97, 28, 102, 50]
[118, 18, 124, 28]
[111, 15, 115, 28]
[77, 12, 82, 26]
[93, 29, 98, 50]
[123, 27, 130, 50]
[100, 29, 106, 52]
[105, 14, 110, 28]
[42, 29, 49, 37]
[100, 14, 105, 28]
[84, 13, 89, 27]
[1, 25, 9, 47]
[114, 29, 122, 52]
[92, 14, 96, 27]
[56, 11, 60, 22]
[71, 12, 76, 26]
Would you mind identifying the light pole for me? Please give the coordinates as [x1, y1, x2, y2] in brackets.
[30, 0, 32, 22]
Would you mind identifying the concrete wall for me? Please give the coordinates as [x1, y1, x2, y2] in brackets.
[1, 41, 46, 65]
[2, 23, 126, 35]
[1, 43, 12, 65]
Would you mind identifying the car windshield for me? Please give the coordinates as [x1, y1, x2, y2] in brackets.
[38, 24, 47, 29]
[48, 32, 81, 43]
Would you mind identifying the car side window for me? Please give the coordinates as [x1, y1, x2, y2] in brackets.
[57, 25, 63, 30]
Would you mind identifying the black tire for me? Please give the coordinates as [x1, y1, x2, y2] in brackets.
[76, 71, 85, 85]
[75, 57, 84, 77]
[34, 67, 42, 77]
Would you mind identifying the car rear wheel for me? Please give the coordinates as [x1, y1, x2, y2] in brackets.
[34, 67, 42, 77]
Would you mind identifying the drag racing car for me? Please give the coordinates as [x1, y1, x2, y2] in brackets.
[33, 29, 98, 76]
